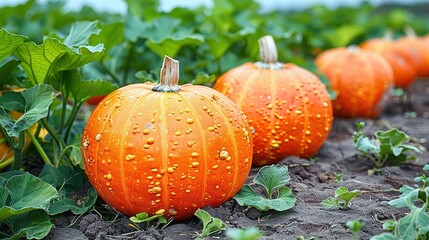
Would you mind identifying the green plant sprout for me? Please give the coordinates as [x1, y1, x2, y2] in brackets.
[225, 227, 262, 240]
[346, 219, 365, 240]
[352, 122, 423, 173]
[129, 212, 169, 230]
[233, 164, 296, 211]
[321, 186, 361, 210]
[194, 209, 226, 239]
[371, 164, 429, 240]
[334, 172, 344, 182]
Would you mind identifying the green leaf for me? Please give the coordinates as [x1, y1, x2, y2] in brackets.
[423, 165, 429, 172]
[5, 210, 53, 240]
[0, 56, 21, 86]
[370, 233, 399, 240]
[325, 24, 364, 47]
[39, 165, 97, 215]
[335, 187, 361, 202]
[354, 136, 379, 155]
[253, 165, 291, 198]
[0, 29, 26, 62]
[14, 38, 104, 84]
[383, 219, 397, 231]
[90, 22, 124, 53]
[225, 227, 262, 240]
[321, 197, 340, 209]
[234, 185, 296, 211]
[0, 90, 25, 112]
[0, 173, 58, 222]
[130, 212, 163, 223]
[194, 209, 226, 238]
[0, 84, 58, 138]
[64, 69, 117, 103]
[192, 72, 216, 85]
[393, 207, 429, 240]
[63, 21, 101, 49]
[124, 0, 159, 20]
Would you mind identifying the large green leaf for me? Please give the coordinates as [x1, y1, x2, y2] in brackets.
[0, 29, 26, 62]
[194, 209, 226, 238]
[0, 56, 21, 86]
[5, 210, 53, 240]
[0, 173, 58, 222]
[14, 38, 104, 84]
[0, 84, 58, 138]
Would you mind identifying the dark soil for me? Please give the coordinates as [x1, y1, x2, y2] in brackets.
[46, 79, 429, 240]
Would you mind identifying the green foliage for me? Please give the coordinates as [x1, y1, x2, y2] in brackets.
[225, 227, 262, 240]
[321, 186, 361, 210]
[234, 165, 296, 211]
[194, 209, 226, 239]
[129, 212, 168, 230]
[346, 220, 365, 240]
[334, 172, 343, 183]
[0, 172, 58, 239]
[371, 165, 429, 240]
[352, 122, 423, 172]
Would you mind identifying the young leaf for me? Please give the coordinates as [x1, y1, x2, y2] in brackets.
[234, 185, 296, 211]
[130, 212, 165, 224]
[0, 29, 26, 62]
[0, 173, 58, 222]
[194, 209, 226, 238]
[225, 227, 262, 240]
[336, 187, 361, 203]
[253, 164, 291, 198]
[0, 84, 58, 138]
[370, 233, 399, 240]
[191, 72, 216, 85]
[321, 197, 340, 209]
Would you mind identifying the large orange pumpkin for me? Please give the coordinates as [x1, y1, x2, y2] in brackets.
[315, 46, 394, 118]
[81, 56, 253, 220]
[213, 36, 333, 166]
[360, 37, 417, 88]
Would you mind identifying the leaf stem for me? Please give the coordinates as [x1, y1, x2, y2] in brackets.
[100, 61, 121, 85]
[58, 72, 67, 134]
[26, 129, 54, 166]
[0, 156, 13, 170]
[57, 145, 74, 167]
[41, 118, 66, 150]
[122, 42, 135, 85]
[64, 101, 84, 143]
[10, 131, 25, 170]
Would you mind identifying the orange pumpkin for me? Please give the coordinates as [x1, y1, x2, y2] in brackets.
[396, 28, 429, 77]
[213, 36, 333, 166]
[315, 46, 394, 118]
[360, 37, 417, 88]
[81, 56, 253, 220]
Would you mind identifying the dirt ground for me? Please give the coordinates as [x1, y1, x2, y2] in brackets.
[46, 78, 429, 240]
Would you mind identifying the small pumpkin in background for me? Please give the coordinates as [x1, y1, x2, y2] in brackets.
[360, 33, 417, 88]
[82, 56, 253, 221]
[315, 46, 394, 118]
[214, 35, 333, 167]
[396, 27, 429, 77]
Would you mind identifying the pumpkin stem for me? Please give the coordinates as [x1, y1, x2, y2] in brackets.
[152, 56, 181, 92]
[255, 35, 283, 70]
[382, 29, 393, 40]
[404, 26, 417, 38]
[347, 45, 360, 53]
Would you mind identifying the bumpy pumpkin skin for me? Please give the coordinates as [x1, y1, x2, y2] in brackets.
[315, 47, 394, 118]
[214, 60, 333, 166]
[82, 63, 253, 220]
[360, 38, 417, 88]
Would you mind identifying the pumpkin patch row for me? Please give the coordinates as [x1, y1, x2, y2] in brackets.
[82, 30, 429, 221]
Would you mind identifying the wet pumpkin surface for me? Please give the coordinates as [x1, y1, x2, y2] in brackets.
[47, 79, 429, 240]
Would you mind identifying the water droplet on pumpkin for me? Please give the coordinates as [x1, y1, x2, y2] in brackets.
[175, 130, 182, 136]
[208, 126, 215, 132]
[186, 118, 194, 124]
[125, 154, 136, 161]
[146, 137, 155, 145]
[167, 167, 174, 173]
[191, 162, 199, 167]
[191, 152, 199, 158]
[106, 173, 112, 180]
[168, 209, 177, 216]
[219, 150, 229, 160]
